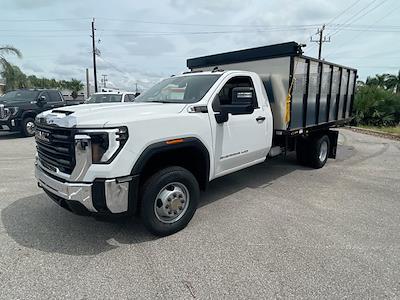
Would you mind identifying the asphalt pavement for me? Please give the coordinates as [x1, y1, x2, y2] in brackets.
[0, 129, 399, 299]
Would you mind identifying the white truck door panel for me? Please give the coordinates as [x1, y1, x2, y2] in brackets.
[214, 108, 268, 175]
[210, 74, 269, 177]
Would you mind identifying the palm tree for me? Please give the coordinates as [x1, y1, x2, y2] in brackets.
[365, 74, 388, 88]
[385, 70, 400, 94]
[0, 46, 22, 72]
[65, 78, 84, 99]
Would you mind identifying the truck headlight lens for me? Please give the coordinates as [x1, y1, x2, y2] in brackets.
[1, 107, 18, 119]
[91, 133, 109, 163]
[8, 107, 19, 116]
[83, 126, 128, 164]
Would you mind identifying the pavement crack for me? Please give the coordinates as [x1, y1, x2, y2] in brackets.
[182, 280, 197, 299]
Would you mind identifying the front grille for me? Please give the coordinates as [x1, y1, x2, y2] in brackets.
[35, 125, 75, 174]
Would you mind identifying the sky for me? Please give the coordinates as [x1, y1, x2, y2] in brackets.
[1, 0, 399, 92]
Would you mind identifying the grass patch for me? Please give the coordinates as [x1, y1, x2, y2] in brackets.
[358, 125, 400, 135]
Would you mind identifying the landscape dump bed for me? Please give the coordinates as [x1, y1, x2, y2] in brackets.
[187, 41, 357, 134]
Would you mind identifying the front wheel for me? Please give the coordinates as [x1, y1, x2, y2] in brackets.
[21, 117, 36, 137]
[140, 166, 199, 236]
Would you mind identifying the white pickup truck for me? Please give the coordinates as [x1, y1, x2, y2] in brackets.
[34, 42, 357, 236]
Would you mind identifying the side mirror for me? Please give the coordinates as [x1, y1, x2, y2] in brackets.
[215, 111, 229, 124]
[231, 87, 255, 105]
[37, 95, 47, 105]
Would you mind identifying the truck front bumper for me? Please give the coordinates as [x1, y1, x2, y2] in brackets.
[35, 163, 139, 216]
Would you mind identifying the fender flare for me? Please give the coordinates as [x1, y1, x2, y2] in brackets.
[131, 137, 210, 184]
[21, 110, 37, 120]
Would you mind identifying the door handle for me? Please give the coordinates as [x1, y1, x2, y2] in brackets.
[256, 116, 266, 122]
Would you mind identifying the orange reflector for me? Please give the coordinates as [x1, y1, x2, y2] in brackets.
[166, 138, 184, 145]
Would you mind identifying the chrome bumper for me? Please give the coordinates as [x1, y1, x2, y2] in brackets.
[35, 164, 131, 214]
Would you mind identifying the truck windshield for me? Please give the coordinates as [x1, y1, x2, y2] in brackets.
[85, 94, 122, 103]
[135, 74, 221, 104]
[2, 90, 39, 102]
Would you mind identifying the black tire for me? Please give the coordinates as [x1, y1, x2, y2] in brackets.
[296, 137, 310, 166]
[21, 117, 36, 137]
[140, 166, 200, 236]
[308, 135, 330, 169]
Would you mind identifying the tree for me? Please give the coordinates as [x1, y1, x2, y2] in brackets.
[1, 65, 27, 90]
[66, 78, 84, 99]
[386, 70, 400, 94]
[365, 74, 388, 88]
[354, 85, 400, 126]
[0, 46, 22, 74]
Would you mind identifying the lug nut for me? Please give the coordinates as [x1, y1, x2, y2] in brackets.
[181, 200, 184, 203]
[165, 205, 169, 209]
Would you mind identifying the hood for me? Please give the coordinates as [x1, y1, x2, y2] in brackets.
[0, 99, 32, 107]
[36, 102, 187, 128]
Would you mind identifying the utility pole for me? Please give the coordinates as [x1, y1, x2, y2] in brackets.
[91, 18, 98, 92]
[101, 74, 108, 88]
[85, 68, 90, 98]
[310, 24, 330, 60]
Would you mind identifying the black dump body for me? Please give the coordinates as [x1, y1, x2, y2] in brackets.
[187, 41, 357, 135]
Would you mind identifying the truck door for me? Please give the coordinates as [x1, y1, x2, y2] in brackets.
[209, 74, 269, 177]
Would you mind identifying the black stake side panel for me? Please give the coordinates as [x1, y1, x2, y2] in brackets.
[289, 56, 357, 131]
[318, 63, 331, 124]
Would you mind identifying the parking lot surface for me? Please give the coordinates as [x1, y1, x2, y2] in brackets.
[0, 129, 399, 299]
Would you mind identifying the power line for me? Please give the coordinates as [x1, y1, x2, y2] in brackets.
[327, 0, 388, 38]
[325, 0, 363, 25]
[0, 17, 90, 22]
[325, 3, 400, 57]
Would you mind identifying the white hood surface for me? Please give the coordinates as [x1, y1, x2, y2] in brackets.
[37, 102, 187, 128]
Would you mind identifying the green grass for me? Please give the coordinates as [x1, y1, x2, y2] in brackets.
[358, 125, 400, 135]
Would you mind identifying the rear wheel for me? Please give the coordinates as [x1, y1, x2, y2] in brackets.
[140, 166, 199, 236]
[21, 117, 36, 137]
[308, 135, 330, 169]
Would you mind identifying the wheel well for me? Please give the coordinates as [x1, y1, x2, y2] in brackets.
[137, 144, 210, 192]
[22, 111, 37, 121]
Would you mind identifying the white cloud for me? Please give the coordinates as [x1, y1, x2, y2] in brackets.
[1, 0, 399, 87]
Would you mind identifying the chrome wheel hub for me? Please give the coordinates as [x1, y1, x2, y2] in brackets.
[319, 140, 328, 162]
[154, 182, 189, 224]
[26, 121, 36, 135]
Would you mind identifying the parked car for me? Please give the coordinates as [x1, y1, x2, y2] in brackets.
[0, 89, 65, 136]
[34, 42, 357, 236]
[85, 91, 136, 104]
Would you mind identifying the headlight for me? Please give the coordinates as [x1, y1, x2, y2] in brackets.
[81, 126, 128, 164]
[1, 107, 18, 119]
[8, 107, 19, 116]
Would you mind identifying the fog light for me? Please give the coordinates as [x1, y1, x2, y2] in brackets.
[11, 119, 15, 127]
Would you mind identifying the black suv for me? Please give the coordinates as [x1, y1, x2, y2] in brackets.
[0, 89, 65, 136]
